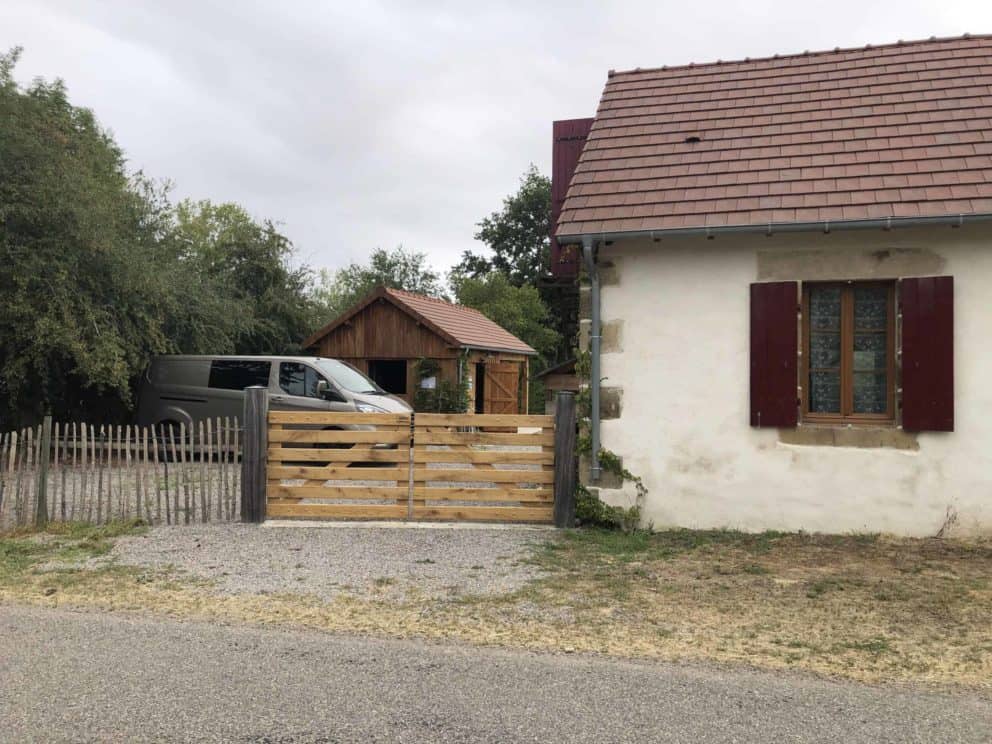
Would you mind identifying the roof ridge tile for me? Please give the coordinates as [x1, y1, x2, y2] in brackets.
[610, 34, 991, 79]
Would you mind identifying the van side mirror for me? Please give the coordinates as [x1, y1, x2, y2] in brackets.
[316, 380, 343, 402]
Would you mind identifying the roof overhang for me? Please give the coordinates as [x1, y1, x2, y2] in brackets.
[556, 212, 992, 245]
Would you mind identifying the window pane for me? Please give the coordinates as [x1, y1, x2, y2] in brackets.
[810, 331, 840, 368]
[854, 372, 887, 414]
[810, 371, 841, 413]
[279, 363, 306, 397]
[208, 360, 271, 390]
[809, 286, 841, 330]
[854, 286, 887, 330]
[853, 333, 887, 370]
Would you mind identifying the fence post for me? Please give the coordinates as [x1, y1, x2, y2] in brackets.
[552, 392, 577, 528]
[35, 415, 52, 528]
[241, 387, 268, 523]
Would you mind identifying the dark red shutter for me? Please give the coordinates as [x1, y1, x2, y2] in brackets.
[901, 276, 954, 432]
[550, 117, 594, 278]
[750, 281, 799, 427]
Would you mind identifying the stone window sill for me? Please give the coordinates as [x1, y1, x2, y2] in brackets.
[779, 425, 918, 451]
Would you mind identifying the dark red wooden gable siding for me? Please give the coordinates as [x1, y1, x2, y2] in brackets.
[550, 117, 594, 278]
[901, 276, 954, 432]
[750, 282, 799, 427]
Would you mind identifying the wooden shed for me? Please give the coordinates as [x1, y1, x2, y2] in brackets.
[303, 286, 537, 413]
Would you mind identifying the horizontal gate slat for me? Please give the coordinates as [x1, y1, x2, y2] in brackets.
[268, 430, 410, 444]
[267, 485, 408, 500]
[415, 413, 553, 428]
[412, 505, 554, 522]
[268, 447, 409, 462]
[415, 431, 553, 446]
[413, 450, 552, 464]
[417, 487, 552, 503]
[268, 412, 411, 426]
[268, 503, 409, 519]
[268, 465, 408, 480]
[413, 468, 553, 484]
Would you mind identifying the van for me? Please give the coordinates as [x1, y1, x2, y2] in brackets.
[135, 355, 412, 431]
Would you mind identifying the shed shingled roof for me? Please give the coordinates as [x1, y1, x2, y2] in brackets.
[556, 35, 992, 238]
[303, 286, 536, 355]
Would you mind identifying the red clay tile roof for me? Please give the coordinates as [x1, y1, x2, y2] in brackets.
[382, 288, 536, 354]
[303, 286, 536, 355]
[556, 35, 992, 238]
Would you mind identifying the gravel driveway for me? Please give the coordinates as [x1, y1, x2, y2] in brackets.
[110, 523, 551, 601]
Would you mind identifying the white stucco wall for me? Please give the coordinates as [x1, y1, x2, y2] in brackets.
[595, 225, 992, 537]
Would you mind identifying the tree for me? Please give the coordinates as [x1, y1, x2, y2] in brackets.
[0, 48, 311, 425]
[450, 272, 560, 413]
[452, 165, 576, 364]
[311, 245, 445, 323]
[453, 165, 551, 287]
[172, 199, 315, 354]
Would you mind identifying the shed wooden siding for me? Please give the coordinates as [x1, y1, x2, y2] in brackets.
[310, 299, 453, 360]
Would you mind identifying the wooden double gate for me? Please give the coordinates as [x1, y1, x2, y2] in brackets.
[263, 411, 560, 524]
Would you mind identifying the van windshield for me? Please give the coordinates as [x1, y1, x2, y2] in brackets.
[315, 359, 383, 395]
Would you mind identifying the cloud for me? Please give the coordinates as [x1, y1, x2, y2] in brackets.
[4, 0, 988, 274]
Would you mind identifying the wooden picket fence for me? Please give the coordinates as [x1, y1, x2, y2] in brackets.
[0, 418, 242, 529]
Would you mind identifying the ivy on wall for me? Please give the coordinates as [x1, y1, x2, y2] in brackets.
[574, 347, 647, 531]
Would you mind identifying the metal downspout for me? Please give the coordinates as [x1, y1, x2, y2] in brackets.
[582, 237, 601, 482]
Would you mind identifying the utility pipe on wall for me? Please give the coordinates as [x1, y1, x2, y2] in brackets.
[582, 236, 601, 482]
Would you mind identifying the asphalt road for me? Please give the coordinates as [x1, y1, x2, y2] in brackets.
[1, 605, 989, 743]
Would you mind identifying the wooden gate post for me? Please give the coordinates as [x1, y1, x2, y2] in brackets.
[241, 387, 268, 523]
[35, 415, 52, 528]
[552, 392, 577, 528]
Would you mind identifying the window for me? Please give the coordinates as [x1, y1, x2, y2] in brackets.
[207, 360, 271, 391]
[279, 363, 326, 398]
[314, 359, 381, 395]
[802, 282, 895, 422]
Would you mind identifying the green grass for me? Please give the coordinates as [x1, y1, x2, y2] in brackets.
[0, 520, 147, 583]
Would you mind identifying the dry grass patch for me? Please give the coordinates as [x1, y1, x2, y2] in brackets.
[1, 524, 990, 689]
[485, 529, 992, 686]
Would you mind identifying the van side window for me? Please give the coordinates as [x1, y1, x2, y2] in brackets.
[279, 363, 325, 398]
[208, 360, 271, 391]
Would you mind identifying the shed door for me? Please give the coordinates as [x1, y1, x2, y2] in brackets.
[484, 363, 520, 414]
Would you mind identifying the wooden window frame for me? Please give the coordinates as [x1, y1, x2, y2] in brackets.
[801, 280, 896, 425]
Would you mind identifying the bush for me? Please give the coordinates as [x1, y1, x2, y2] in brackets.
[575, 485, 641, 532]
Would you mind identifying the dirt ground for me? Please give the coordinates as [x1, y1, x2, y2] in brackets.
[2, 523, 990, 689]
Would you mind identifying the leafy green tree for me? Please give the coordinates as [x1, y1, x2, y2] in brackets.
[0, 48, 311, 426]
[453, 165, 551, 287]
[452, 165, 576, 364]
[310, 245, 445, 323]
[172, 199, 315, 354]
[450, 272, 560, 413]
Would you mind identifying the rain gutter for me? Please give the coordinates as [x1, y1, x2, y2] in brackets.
[581, 236, 601, 482]
[557, 213, 992, 245]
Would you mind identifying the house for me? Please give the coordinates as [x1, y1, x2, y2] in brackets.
[303, 286, 536, 413]
[554, 35, 992, 537]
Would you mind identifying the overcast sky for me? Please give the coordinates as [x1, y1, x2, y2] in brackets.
[5, 1, 991, 276]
